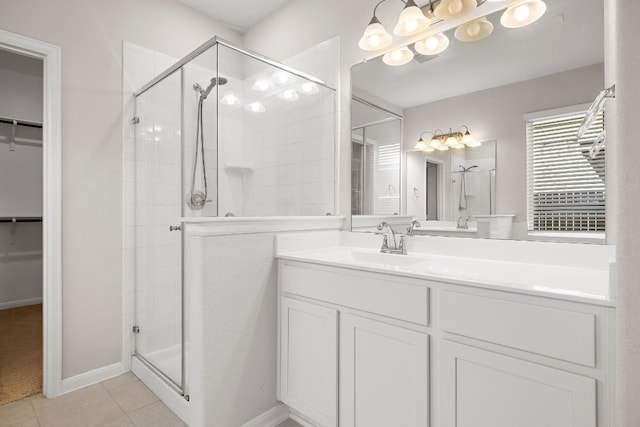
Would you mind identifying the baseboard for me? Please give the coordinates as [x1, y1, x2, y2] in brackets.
[290, 410, 318, 427]
[61, 361, 124, 394]
[0, 297, 43, 310]
[241, 403, 290, 427]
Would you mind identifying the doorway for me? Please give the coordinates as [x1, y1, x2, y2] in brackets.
[0, 29, 62, 399]
[0, 48, 44, 405]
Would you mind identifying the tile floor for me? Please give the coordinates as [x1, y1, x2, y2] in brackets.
[0, 372, 302, 427]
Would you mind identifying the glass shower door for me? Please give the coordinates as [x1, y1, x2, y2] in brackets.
[133, 71, 184, 389]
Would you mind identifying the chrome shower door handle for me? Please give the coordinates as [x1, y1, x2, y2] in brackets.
[169, 225, 182, 232]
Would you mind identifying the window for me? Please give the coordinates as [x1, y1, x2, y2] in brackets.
[526, 107, 605, 233]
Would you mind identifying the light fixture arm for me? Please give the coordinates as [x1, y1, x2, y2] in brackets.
[372, 0, 391, 18]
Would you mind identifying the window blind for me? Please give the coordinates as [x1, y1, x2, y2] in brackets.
[526, 110, 605, 232]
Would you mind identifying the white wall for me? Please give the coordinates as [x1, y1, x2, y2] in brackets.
[403, 64, 604, 236]
[0, 49, 43, 309]
[0, 0, 242, 379]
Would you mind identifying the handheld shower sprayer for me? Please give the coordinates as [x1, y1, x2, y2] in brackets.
[187, 76, 229, 210]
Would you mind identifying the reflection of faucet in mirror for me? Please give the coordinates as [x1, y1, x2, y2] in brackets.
[407, 220, 421, 236]
[377, 221, 406, 254]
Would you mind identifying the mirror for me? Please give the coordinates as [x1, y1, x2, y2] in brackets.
[350, 0, 605, 242]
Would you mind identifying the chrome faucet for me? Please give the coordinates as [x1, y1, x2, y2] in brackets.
[377, 222, 407, 255]
[407, 220, 421, 236]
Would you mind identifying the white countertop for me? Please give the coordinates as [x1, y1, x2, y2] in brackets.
[276, 231, 615, 306]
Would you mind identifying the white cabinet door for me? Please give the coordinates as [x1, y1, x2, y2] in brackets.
[340, 314, 428, 427]
[280, 297, 338, 426]
[440, 340, 596, 427]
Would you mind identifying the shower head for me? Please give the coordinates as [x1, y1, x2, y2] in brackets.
[201, 77, 228, 100]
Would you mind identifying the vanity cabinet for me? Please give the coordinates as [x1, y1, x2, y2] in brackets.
[279, 297, 338, 427]
[340, 314, 428, 427]
[440, 340, 596, 427]
[277, 259, 614, 427]
[279, 261, 430, 426]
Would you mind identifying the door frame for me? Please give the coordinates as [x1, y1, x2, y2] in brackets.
[0, 30, 63, 397]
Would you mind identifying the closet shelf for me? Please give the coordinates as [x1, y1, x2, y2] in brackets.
[0, 117, 43, 129]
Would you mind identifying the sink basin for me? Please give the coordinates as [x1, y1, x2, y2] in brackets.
[348, 251, 427, 267]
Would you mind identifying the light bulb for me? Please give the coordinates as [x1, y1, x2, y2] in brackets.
[426, 36, 438, 50]
[436, 144, 449, 151]
[467, 21, 480, 36]
[284, 90, 295, 99]
[220, 92, 241, 106]
[369, 34, 381, 47]
[392, 50, 403, 62]
[277, 88, 299, 101]
[449, 0, 463, 15]
[302, 82, 315, 93]
[514, 4, 531, 21]
[404, 19, 418, 33]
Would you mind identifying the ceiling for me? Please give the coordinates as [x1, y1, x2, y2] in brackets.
[352, 0, 604, 109]
[177, 0, 292, 33]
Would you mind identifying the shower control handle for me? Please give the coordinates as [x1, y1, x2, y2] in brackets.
[169, 225, 182, 232]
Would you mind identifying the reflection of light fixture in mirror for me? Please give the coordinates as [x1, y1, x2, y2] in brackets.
[383, 47, 414, 66]
[455, 17, 494, 42]
[416, 126, 481, 151]
[414, 33, 450, 55]
[277, 89, 299, 101]
[434, 0, 476, 20]
[393, 0, 430, 36]
[501, 0, 547, 28]
[252, 76, 275, 92]
[245, 102, 265, 113]
[272, 70, 294, 85]
[220, 92, 241, 106]
[299, 82, 320, 95]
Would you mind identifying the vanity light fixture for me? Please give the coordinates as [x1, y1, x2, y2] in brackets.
[455, 17, 494, 42]
[434, 0, 477, 20]
[394, 0, 431, 36]
[383, 46, 414, 66]
[415, 126, 481, 152]
[500, 0, 547, 28]
[414, 32, 450, 55]
[359, 0, 547, 67]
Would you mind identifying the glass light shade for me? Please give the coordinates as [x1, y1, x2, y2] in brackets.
[272, 70, 295, 85]
[501, 0, 547, 28]
[466, 140, 482, 147]
[252, 76, 275, 92]
[383, 47, 414, 66]
[414, 33, 450, 55]
[423, 146, 436, 153]
[299, 82, 320, 95]
[393, 0, 430, 36]
[462, 130, 474, 145]
[415, 138, 427, 151]
[277, 89, 299, 101]
[244, 102, 265, 113]
[359, 17, 393, 51]
[455, 17, 494, 42]
[452, 142, 466, 149]
[430, 136, 442, 147]
[445, 135, 459, 146]
[220, 92, 241, 106]
[436, 144, 450, 151]
[434, 0, 476, 20]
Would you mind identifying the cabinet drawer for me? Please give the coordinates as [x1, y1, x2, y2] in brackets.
[281, 262, 429, 326]
[440, 290, 595, 366]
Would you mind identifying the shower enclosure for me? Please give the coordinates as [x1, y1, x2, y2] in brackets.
[130, 37, 336, 406]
